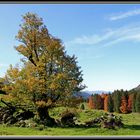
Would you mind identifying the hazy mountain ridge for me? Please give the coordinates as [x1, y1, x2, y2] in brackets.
[75, 90, 112, 99]
[131, 84, 140, 92]
[79, 84, 140, 99]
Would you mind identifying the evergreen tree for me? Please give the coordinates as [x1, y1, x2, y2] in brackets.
[80, 103, 85, 110]
[135, 92, 140, 113]
[107, 94, 114, 112]
[112, 90, 122, 113]
[132, 92, 137, 112]
[127, 94, 133, 113]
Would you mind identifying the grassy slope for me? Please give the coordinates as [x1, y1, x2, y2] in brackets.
[0, 106, 140, 136]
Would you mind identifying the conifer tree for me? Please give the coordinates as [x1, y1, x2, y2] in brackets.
[135, 92, 140, 113]
[107, 94, 114, 112]
[112, 90, 122, 113]
[132, 92, 137, 112]
[127, 94, 133, 113]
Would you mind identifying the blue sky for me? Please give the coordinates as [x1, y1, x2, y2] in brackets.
[1, 4, 140, 91]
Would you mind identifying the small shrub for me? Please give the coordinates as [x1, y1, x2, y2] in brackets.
[38, 124, 45, 131]
[80, 104, 85, 110]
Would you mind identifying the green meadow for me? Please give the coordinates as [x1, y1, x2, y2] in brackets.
[0, 107, 140, 136]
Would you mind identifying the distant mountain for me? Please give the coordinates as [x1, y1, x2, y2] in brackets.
[131, 84, 140, 92]
[84, 90, 112, 94]
[74, 92, 90, 99]
[75, 90, 111, 99]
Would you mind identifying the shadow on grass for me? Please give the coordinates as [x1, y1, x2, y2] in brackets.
[51, 124, 140, 131]
[52, 124, 100, 129]
[0, 131, 14, 135]
[124, 124, 140, 130]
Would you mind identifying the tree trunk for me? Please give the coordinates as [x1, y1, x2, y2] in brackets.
[37, 106, 56, 126]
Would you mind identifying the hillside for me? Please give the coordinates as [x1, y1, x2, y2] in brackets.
[131, 84, 140, 92]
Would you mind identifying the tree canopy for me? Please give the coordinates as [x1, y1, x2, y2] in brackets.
[1, 12, 85, 126]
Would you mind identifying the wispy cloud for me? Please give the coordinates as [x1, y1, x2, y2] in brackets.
[65, 23, 140, 48]
[65, 31, 114, 46]
[109, 9, 140, 21]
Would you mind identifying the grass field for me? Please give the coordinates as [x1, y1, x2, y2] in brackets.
[0, 106, 140, 136]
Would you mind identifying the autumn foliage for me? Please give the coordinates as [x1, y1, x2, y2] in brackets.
[88, 90, 140, 114]
[120, 96, 128, 114]
[0, 12, 86, 126]
[127, 94, 133, 113]
[104, 95, 109, 112]
[88, 95, 94, 109]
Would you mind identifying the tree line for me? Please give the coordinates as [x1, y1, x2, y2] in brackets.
[88, 89, 140, 113]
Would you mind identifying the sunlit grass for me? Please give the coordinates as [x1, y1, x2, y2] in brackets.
[0, 107, 140, 136]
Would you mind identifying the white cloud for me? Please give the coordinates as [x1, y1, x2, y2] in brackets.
[103, 26, 140, 47]
[65, 23, 140, 48]
[109, 9, 140, 21]
[65, 31, 114, 46]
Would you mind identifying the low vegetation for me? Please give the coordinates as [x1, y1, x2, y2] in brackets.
[0, 107, 140, 136]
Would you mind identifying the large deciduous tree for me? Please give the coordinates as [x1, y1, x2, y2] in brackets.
[2, 12, 85, 126]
